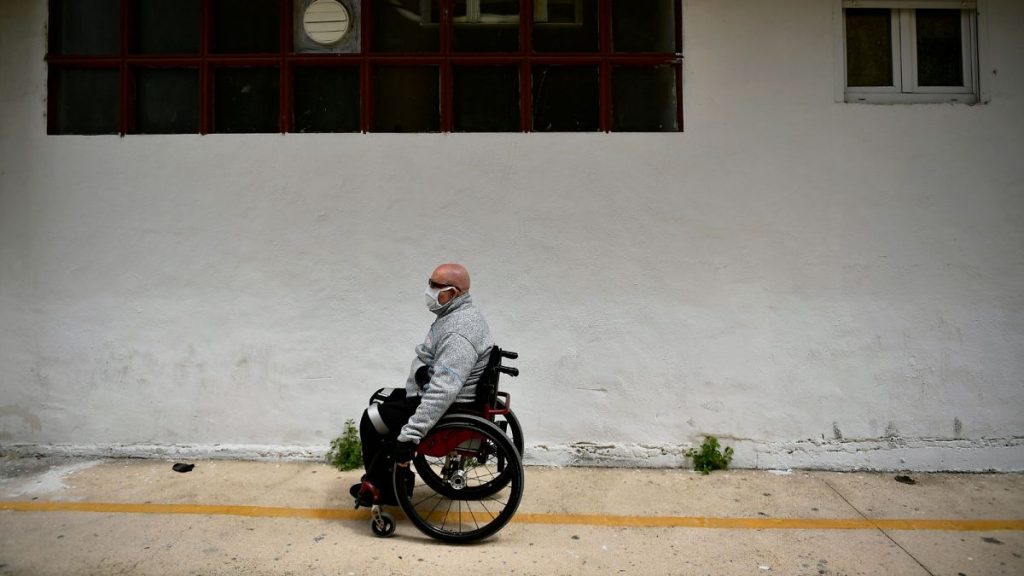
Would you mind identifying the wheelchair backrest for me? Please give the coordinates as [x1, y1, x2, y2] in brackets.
[474, 345, 518, 410]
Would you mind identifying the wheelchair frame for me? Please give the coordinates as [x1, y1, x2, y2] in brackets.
[357, 346, 524, 542]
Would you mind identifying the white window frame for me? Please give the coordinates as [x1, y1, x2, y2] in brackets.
[835, 0, 985, 104]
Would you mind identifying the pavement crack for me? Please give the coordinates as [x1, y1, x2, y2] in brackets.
[819, 477, 936, 576]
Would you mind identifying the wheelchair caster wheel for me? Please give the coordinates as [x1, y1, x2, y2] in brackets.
[371, 510, 396, 538]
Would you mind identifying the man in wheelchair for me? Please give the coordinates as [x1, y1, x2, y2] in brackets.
[350, 263, 494, 507]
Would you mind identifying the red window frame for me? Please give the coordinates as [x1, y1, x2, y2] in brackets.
[46, 0, 683, 134]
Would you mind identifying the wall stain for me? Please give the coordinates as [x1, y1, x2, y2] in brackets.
[701, 400, 725, 413]
[832, 422, 843, 441]
[0, 406, 43, 433]
[954, 417, 963, 438]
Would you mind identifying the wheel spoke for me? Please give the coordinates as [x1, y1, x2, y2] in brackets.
[476, 497, 497, 521]
[467, 503, 482, 529]
[420, 491, 445, 521]
[438, 498, 455, 532]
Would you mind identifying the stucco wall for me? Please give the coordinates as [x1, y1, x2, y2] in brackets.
[1, 0, 1022, 470]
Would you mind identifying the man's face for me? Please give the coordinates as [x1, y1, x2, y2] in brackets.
[428, 276, 459, 305]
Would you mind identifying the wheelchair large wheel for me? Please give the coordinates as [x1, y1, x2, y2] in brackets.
[413, 407, 523, 498]
[396, 415, 524, 543]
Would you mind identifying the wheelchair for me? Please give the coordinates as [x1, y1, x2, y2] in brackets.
[355, 346, 524, 543]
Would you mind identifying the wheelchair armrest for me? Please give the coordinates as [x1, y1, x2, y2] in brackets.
[484, 392, 511, 416]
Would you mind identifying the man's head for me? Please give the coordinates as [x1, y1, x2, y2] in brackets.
[428, 263, 470, 307]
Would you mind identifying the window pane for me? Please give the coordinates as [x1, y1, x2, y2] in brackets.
[373, 67, 439, 132]
[214, 68, 280, 133]
[373, 0, 440, 53]
[613, 66, 677, 132]
[293, 67, 360, 133]
[532, 65, 598, 132]
[453, 67, 520, 132]
[533, 0, 598, 53]
[136, 68, 199, 133]
[612, 0, 675, 53]
[454, 0, 520, 52]
[51, 0, 120, 55]
[136, 0, 200, 54]
[213, 0, 280, 53]
[845, 9, 893, 87]
[52, 68, 120, 134]
[916, 9, 963, 87]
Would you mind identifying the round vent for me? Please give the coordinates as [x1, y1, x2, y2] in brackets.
[303, 0, 351, 45]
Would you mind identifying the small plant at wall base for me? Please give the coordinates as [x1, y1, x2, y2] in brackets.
[685, 436, 734, 475]
[327, 419, 363, 471]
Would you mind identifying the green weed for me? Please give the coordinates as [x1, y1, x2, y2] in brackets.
[685, 436, 734, 475]
[326, 419, 363, 471]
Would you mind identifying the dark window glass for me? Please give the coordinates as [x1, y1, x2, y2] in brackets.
[916, 9, 963, 86]
[373, 0, 440, 53]
[613, 66, 677, 132]
[612, 0, 675, 53]
[214, 68, 280, 133]
[373, 67, 439, 132]
[533, 0, 598, 53]
[53, 68, 120, 134]
[213, 0, 280, 53]
[453, 0, 520, 52]
[136, 0, 201, 54]
[532, 65, 598, 131]
[46, 0, 683, 134]
[846, 9, 893, 87]
[293, 67, 361, 133]
[453, 66, 520, 132]
[51, 0, 120, 55]
[136, 68, 199, 134]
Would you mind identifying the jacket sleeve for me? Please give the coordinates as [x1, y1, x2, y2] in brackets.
[397, 333, 479, 444]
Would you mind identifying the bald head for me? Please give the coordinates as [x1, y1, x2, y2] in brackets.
[431, 263, 470, 293]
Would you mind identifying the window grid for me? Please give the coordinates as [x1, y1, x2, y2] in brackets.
[46, 0, 683, 134]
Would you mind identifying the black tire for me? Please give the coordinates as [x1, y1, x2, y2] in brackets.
[413, 408, 522, 498]
[396, 415, 524, 543]
[371, 511, 396, 538]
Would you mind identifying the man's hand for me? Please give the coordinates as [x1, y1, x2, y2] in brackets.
[394, 440, 417, 467]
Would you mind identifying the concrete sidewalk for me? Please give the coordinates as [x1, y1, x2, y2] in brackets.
[0, 456, 1021, 576]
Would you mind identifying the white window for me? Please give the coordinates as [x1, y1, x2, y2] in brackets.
[839, 0, 980, 104]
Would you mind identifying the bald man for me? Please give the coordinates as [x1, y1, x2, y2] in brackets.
[352, 263, 494, 506]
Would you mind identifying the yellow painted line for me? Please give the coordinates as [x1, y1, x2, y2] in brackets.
[513, 513, 1024, 531]
[1, 501, 1022, 532]
[0, 501, 371, 521]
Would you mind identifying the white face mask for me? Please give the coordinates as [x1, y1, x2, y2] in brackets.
[425, 285, 456, 312]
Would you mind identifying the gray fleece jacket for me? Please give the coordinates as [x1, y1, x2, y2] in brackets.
[397, 293, 494, 444]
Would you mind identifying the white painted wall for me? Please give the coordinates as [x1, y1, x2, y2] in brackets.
[1, 0, 1022, 470]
